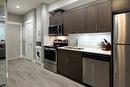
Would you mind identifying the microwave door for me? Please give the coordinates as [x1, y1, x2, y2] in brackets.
[49, 26, 58, 35]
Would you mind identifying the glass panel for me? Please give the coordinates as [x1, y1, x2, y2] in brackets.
[0, 0, 6, 86]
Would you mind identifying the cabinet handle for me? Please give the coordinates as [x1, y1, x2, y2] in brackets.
[66, 58, 69, 63]
[98, 24, 101, 31]
[66, 58, 67, 62]
[96, 24, 98, 32]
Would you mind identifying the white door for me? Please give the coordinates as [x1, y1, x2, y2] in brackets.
[25, 21, 34, 61]
[7, 24, 21, 60]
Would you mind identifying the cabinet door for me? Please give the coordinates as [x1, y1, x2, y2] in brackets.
[67, 52, 82, 82]
[57, 50, 68, 76]
[98, 1, 112, 32]
[112, 0, 130, 11]
[73, 8, 87, 33]
[93, 60, 110, 87]
[50, 14, 63, 25]
[64, 12, 74, 35]
[55, 14, 64, 24]
[50, 16, 56, 25]
[83, 58, 95, 86]
[87, 5, 98, 33]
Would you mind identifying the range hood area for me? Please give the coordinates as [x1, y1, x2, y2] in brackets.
[48, 0, 96, 12]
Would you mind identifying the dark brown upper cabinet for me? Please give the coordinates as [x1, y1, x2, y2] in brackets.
[50, 1, 112, 34]
[72, 8, 87, 33]
[87, 5, 99, 33]
[87, 1, 112, 32]
[98, 1, 112, 32]
[64, 12, 74, 35]
[58, 50, 82, 82]
[50, 14, 64, 25]
[64, 7, 87, 34]
[112, 0, 130, 11]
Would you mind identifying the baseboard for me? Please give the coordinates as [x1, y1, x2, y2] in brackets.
[16, 56, 44, 67]
[8, 57, 24, 61]
[23, 56, 35, 63]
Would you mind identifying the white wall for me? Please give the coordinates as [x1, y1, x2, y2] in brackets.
[36, 6, 42, 42]
[7, 13, 23, 59]
[8, 13, 23, 23]
[68, 32, 111, 49]
[41, 4, 49, 64]
[41, 4, 49, 37]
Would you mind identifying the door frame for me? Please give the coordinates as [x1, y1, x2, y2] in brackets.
[7, 21, 23, 60]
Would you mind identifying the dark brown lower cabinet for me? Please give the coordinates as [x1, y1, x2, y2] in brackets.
[57, 50, 82, 82]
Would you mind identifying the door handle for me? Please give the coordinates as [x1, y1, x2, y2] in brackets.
[29, 44, 32, 45]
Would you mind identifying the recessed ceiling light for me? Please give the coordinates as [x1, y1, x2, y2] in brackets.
[16, 5, 20, 8]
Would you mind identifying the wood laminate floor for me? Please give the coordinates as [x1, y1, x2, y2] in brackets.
[0, 59, 6, 86]
[6, 58, 86, 87]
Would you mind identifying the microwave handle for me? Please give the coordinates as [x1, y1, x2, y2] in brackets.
[57, 26, 60, 34]
[58, 25, 63, 35]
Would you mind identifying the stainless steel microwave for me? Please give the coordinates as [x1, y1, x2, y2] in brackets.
[49, 24, 63, 35]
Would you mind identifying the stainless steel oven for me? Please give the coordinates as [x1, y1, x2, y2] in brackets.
[44, 47, 57, 64]
[44, 46, 57, 73]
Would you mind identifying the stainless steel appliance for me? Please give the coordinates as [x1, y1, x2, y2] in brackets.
[35, 46, 41, 64]
[113, 12, 130, 87]
[44, 39, 68, 73]
[82, 53, 110, 87]
[49, 24, 63, 35]
[44, 46, 57, 73]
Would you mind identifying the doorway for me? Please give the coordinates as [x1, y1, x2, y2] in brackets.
[25, 20, 34, 61]
[7, 22, 22, 60]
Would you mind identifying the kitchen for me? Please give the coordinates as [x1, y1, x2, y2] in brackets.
[0, 0, 130, 87]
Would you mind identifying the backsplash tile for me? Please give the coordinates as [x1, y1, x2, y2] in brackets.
[44, 36, 68, 46]
[68, 32, 111, 49]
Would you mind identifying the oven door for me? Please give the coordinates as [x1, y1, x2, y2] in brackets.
[44, 47, 57, 65]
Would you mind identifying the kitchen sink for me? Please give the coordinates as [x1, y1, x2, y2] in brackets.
[64, 46, 84, 50]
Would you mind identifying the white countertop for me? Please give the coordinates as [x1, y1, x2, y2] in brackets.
[58, 46, 111, 56]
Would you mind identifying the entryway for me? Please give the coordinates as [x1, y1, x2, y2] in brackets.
[7, 22, 22, 60]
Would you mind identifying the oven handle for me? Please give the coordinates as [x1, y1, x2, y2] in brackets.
[44, 47, 56, 51]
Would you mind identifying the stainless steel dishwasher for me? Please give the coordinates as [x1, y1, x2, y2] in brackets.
[82, 52, 111, 87]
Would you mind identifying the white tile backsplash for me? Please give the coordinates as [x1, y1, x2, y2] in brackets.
[68, 32, 111, 49]
[44, 36, 68, 46]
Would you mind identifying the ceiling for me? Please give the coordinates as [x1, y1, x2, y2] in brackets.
[7, 0, 60, 15]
